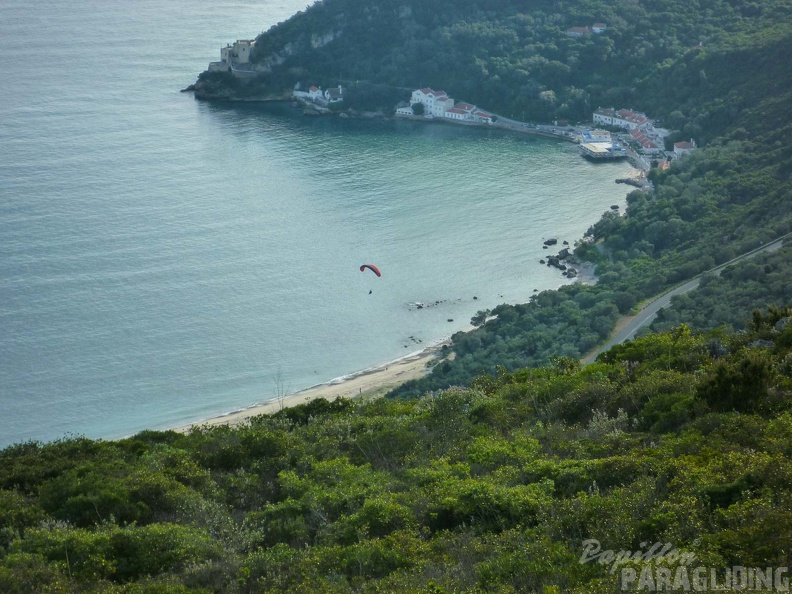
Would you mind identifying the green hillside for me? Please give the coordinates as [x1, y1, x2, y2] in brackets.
[195, 0, 790, 126]
[2, 310, 792, 592]
[2, 4, 787, 590]
[192, 0, 792, 395]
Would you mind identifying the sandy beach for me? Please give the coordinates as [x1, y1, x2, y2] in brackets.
[174, 260, 600, 434]
[175, 340, 449, 432]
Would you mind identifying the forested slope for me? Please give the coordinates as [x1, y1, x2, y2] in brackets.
[392, 24, 792, 397]
[2, 310, 792, 592]
[195, 0, 790, 129]
[192, 0, 792, 395]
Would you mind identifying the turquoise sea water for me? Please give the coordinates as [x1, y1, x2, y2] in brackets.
[0, 0, 634, 447]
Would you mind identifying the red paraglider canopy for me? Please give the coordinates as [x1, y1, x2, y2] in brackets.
[360, 264, 382, 277]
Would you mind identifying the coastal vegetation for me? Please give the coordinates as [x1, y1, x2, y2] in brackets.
[649, 245, 792, 335]
[1, 1, 791, 589]
[192, 0, 792, 397]
[1, 310, 792, 591]
[195, 0, 790, 129]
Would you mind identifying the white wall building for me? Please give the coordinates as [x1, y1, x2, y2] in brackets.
[582, 130, 612, 143]
[308, 85, 323, 101]
[674, 139, 697, 158]
[411, 88, 454, 117]
[593, 108, 653, 130]
[325, 86, 344, 103]
[444, 107, 469, 121]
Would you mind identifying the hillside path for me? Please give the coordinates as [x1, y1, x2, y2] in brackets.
[581, 232, 790, 363]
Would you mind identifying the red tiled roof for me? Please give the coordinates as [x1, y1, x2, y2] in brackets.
[674, 141, 695, 149]
[446, 108, 467, 115]
[618, 109, 650, 125]
[418, 87, 447, 98]
[630, 129, 659, 150]
[455, 102, 475, 111]
[593, 23, 606, 28]
[309, 86, 319, 91]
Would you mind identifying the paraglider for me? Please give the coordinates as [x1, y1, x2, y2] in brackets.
[359, 264, 381, 277]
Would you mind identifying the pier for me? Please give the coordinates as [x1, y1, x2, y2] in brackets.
[579, 142, 628, 160]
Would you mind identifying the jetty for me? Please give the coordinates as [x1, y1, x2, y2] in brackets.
[579, 141, 628, 160]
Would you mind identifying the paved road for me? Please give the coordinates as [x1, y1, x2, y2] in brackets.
[583, 233, 790, 363]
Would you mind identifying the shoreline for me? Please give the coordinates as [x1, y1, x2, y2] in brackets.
[166, 110, 631, 434]
[175, 338, 452, 432]
[174, 259, 602, 433]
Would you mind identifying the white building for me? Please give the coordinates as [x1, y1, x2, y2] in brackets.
[325, 86, 344, 103]
[473, 110, 494, 124]
[432, 96, 454, 117]
[674, 139, 697, 158]
[308, 85, 323, 101]
[581, 130, 612, 143]
[592, 23, 607, 34]
[410, 88, 454, 117]
[444, 107, 469, 121]
[593, 108, 654, 130]
[443, 102, 477, 121]
[630, 129, 664, 155]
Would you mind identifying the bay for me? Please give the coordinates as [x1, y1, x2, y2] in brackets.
[0, 0, 634, 447]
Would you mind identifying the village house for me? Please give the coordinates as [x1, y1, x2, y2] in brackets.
[472, 110, 494, 124]
[292, 84, 344, 106]
[674, 139, 697, 158]
[399, 89, 495, 125]
[566, 26, 591, 37]
[444, 107, 469, 120]
[567, 22, 606, 37]
[324, 86, 344, 103]
[454, 102, 476, 112]
[308, 86, 323, 101]
[593, 107, 653, 130]
[410, 88, 455, 117]
[630, 129, 663, 155]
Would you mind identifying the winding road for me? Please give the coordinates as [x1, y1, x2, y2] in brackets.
[582, 232, 791, 363]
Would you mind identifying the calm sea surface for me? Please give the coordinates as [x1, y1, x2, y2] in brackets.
[0, 0, 634, 447]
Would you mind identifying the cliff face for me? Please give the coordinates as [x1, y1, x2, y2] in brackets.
[191, 72, 292, 101]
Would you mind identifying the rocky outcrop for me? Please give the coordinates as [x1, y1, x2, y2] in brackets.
[543, 242, 583, 280]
